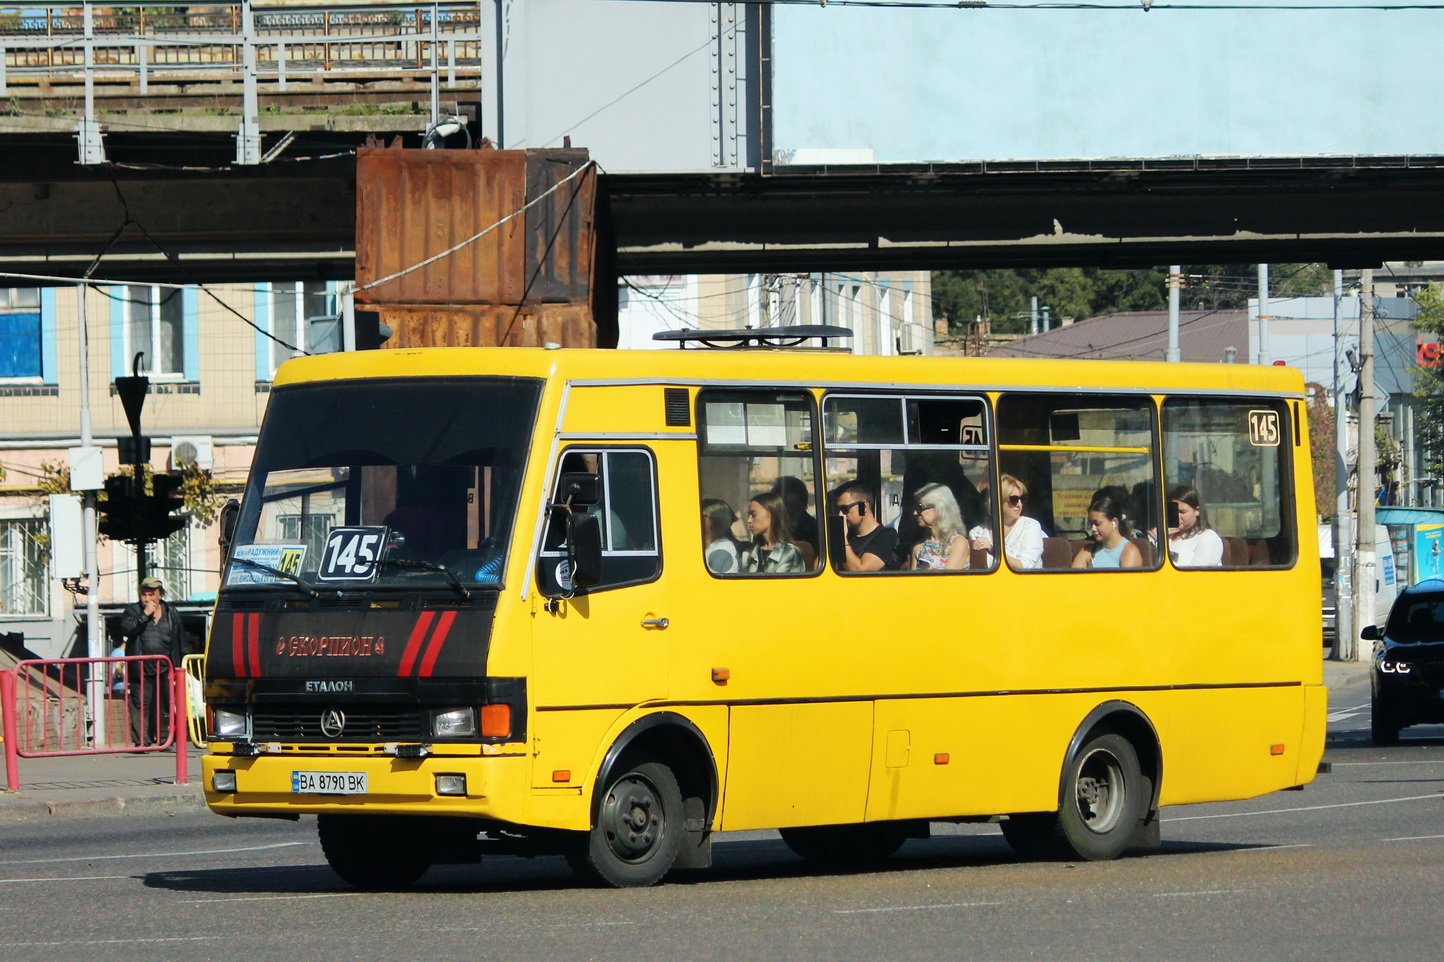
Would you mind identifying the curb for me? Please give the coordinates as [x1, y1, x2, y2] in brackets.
[0, 790, 204, 821]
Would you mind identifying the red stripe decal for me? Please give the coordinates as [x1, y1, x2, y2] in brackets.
[398, 612, 435, 677]
[232, 613, 247, 677]
[248, 613, 262, 677]
[417, 611, 456, 678]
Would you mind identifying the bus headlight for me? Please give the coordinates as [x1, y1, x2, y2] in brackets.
[213, 708, 250, 740]
[432, 708, 477, 738]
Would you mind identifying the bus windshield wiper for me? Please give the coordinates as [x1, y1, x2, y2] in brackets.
[378, 557, 472, 600]
[229, 556, 320, 598]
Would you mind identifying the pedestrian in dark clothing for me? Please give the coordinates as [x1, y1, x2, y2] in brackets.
[120, 576, 187, 747]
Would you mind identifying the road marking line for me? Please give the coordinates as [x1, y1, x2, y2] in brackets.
[180, 892, 360, 904]
[1327, 710, 1363, 721]
[1237, 844, 1313, 852]
[0, 841, 313, 866]
[0, 875, 133, 883]
[1154, 890, 1249, 897]
[2, 937, 219, 947]
[1382, 834, 1444, 841]
[1329, 760, 1444, 767]
[1170, 792, 1442, 821]
[834, 902, 1003, 915]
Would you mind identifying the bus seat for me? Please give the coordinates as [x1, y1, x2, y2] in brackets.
[1249, 539, 1273, 566]
[1131, 537, 1154, 568]
[1225, 537, 1249, 566]
[970, 546, 990, 570]
[1042, 537, 1073, 569]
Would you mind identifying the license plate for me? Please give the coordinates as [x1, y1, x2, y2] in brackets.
[291, 771, 367, 794]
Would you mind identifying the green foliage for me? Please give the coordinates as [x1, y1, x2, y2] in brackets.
[1412, 285, 1444, 479]
[1307, 383, 1336, 521]
[931, 263, 1332, 334]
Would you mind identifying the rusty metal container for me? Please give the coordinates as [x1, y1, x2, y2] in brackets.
[354, 147, 599, 348]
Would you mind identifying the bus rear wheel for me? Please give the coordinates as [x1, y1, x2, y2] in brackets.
[1003, 733, 1145, 862]
[567, 758, 683, 887]
[317, 814, 433, 889]
[779, 823, 907, 866]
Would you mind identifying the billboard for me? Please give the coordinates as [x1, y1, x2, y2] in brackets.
[772, 1, 1444, 165]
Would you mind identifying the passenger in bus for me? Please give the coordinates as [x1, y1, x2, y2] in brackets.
[702, 498, 745, 574]
[835, 481, 898, 572]
[1073, 494, 1143, 569]
[742, 492, 806, 574]
[970, 473, 1045, 570]
[907, 483, 969, 571]
[772, 476, 819, 550]
[1167, 484, 1224, 567]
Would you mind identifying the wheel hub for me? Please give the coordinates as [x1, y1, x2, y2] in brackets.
[602, 776, 663, 861]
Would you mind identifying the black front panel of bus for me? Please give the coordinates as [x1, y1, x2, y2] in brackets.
[207, 597, 498, 681]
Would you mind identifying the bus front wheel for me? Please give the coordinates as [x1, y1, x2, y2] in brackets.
[317, 814, 432, 889]
[567, 758, 684, 887]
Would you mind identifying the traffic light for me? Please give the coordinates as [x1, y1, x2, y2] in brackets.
[141, 473, 188, 541]
[97, 475, 137, 542]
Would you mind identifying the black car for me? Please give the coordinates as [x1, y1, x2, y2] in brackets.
[1364, 579, 1444, 744]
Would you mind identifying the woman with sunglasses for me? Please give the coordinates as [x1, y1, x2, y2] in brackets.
[907, 483, 969, 571]
[970, 473, 1045, 570]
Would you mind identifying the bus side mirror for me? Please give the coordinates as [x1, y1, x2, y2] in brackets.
[1360, 625, 1379, 641]
[569, 512, 603, 588]
[559, 472, 600, 508]
[218, 498, 241, 565]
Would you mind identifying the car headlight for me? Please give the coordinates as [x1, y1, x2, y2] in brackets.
[432, 708, 477, 738]
[1381, 660, 1413, 675]
[213, 708, 250, 740]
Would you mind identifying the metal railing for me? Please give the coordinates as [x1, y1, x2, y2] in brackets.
[0, 655, 189, 790]
[0, 2, 482, 87]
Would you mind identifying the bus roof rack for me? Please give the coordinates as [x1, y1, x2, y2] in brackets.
[652, 325, 853, 350]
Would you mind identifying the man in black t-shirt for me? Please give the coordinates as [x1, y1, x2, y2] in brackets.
[835, 482, 898, 572]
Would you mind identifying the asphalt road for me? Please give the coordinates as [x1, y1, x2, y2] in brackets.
[1, 688, 1440, 962]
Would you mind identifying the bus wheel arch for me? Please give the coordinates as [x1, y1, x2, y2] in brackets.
[570, 712, 719, 885]
[1002, 701, 1162, 861]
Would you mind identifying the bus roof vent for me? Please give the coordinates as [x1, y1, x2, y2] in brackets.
[664, 388, 690, 427]
[652, 325, 853, 351]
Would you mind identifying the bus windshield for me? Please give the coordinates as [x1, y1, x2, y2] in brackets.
[225, 376, 542, 592]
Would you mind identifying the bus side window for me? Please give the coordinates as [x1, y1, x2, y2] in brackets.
[697, 390, 821, 577]
[538, 448, 661, 594]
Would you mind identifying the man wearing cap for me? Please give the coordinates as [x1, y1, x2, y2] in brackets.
[120, 576, 187, 747]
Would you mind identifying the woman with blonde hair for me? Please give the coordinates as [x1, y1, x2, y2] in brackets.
[970, 473, 1045, 570]
[908, 483, 969, 571]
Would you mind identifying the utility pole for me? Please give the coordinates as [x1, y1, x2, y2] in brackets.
[1332, 270, 1353, 661]
[1165, 265, 1182, 363]
[1030, 296, 1039, 336]
[72, 282, 108, 745]
[1355, 269, 1377, 660]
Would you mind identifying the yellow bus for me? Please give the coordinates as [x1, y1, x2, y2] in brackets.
[202, 333, 1325, 888]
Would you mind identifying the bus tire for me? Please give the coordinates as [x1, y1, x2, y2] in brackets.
[1055, 732, 1145, 861]
[317, 814, 432, 890]
[779, 823, 907, 866]
[567, 758, 683, 887]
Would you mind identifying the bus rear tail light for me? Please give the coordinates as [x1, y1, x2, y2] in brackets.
[480, 703, 512, 738]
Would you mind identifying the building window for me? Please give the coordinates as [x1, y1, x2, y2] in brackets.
[0, 518, 48, 615]
[125, 285, 185, 377]
[268, 282, 334, 375]
[152, 526, 193, 601]
[0, 288, 42, 380]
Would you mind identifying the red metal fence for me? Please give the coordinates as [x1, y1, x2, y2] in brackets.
[0, 656, 188, 790]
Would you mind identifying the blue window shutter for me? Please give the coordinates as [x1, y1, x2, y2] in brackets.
[0, 312, 40, 378]
[255, 283, 271, 380]
[41, 288, 58, 383]
[110, 286, 125, 379]
[183, 287, 200, 381]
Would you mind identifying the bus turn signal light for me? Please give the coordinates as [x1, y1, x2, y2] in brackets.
[712, 668, 730, 684]
[552, 770, 571, 783]
[1270, 744, 1285, 756]
[934, 753, 950, 765]
[480, 704, 512, 738]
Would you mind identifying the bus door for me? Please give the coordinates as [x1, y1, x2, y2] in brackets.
[531, 447, 668, 788]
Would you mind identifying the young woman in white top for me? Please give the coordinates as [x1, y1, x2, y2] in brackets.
[1168, 484, 1224, 567]
[908, 483, 969, 571]
[969, 473, 1045, 570]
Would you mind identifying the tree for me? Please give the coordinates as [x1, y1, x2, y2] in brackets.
[1411, 284, 1444, 480]
[1307, 382, 1336, 521]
